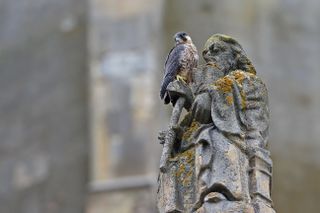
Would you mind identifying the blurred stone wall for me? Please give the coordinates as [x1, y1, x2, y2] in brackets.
[88, 0, 163, 181]
[86, 0, 163, 212]
[0, 0, 88, 213]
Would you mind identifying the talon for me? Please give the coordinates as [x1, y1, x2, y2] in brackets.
[176, 75, 187, 84]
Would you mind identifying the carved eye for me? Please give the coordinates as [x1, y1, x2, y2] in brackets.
[203, 49, 209, 55]
[210, 45, 220, 54]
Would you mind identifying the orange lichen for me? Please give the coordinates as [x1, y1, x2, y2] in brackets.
[240, 90, 246, 109]
[230, 70, 249, 109]
[210, 71, 248, 108]
[233, 70, 246, 85]
[173, 148, 194, 164]
[177, 150, 195, 209]
[226, 95, 233, 105]
[175, 148, 195, 189]
[213, 76, 233, 93]
[182, 120, 201, 141]
[182, 169, 193, 186]
[247, 63, 256, 75]
[175, 148, 194, 178]
[176, 163, 186, 178]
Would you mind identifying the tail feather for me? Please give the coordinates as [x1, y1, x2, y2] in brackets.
[160, 76, 173, 99]
[164, 93, 171, 104]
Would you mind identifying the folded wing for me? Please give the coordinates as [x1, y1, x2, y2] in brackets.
[160, 45, 186, 102]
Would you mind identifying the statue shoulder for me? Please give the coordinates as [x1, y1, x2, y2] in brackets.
[229, 70, 267, 91]
[191, 65, 224, 95]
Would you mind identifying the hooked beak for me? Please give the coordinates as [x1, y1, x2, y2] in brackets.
[175, 37, 183, 44]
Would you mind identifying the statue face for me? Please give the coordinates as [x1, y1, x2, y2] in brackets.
[202, 41, 236, 72]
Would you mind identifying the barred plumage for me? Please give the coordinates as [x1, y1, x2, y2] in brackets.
[160, 32, 198, 104]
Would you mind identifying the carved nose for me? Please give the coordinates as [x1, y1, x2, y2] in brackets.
[204, 192, 227, 203]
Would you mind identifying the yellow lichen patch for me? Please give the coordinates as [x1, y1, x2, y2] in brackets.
[227, 70, 248, 109]
[173, 148, 194, 166]
[233, 70, 246, 85]
[176, 163, 186, 178]
[183, 148, 195, 164]
[182, 169, 193, 186]
[182, 120, 201, 141]
[226, 95, 233, 105]
[175, 148, 195, 187]
[247, 63, 256, 75]
[240, 90, 246, 109]
[174, 147, 196, 207]
[213, 76, 233, 93]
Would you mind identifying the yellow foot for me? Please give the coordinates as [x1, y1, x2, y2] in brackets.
[176, 75, 187, 84]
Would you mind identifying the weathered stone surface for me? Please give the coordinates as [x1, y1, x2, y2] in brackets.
[157, 34, 275, 213]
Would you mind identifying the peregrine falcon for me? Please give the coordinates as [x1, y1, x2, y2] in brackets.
[160, 32, 199, 104]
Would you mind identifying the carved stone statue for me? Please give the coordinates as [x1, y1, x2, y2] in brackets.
[157, 34, 276, 213]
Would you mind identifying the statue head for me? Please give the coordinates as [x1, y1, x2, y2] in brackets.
[202, 34, 256, 75]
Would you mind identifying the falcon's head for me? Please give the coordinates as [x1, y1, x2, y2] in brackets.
[174, 32, 192, 45]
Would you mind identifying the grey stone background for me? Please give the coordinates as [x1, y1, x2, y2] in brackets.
[0, 0, 88, 213]
[0, 0, 319, 213]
